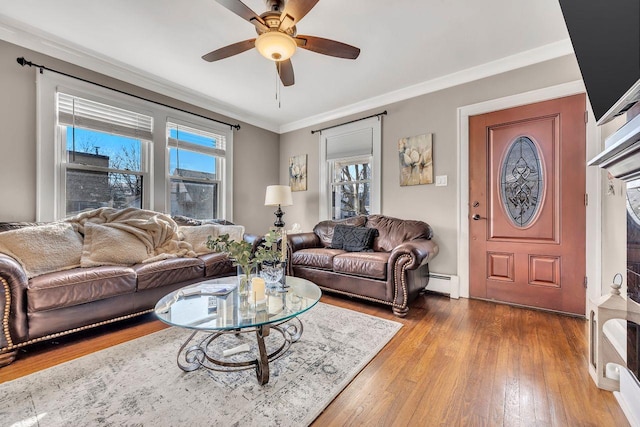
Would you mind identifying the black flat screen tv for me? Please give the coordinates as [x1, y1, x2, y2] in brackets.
[558, 0, 640, 123]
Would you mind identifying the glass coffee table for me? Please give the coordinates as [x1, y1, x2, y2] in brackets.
[154, 276, 321, 385]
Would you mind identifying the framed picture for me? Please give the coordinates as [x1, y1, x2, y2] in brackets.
[289, 154, 307, 192]
[398, 133, 433, 186]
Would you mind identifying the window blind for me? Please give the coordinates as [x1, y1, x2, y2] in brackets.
[326, 128, 373, 160]
[167, 122, 226, 156]
[58, 93, 153, 140]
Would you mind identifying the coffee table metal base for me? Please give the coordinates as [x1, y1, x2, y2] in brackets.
[176, 317, 303, 385]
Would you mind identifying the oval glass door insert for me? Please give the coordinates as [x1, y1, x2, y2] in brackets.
[500, 136, 543, 227]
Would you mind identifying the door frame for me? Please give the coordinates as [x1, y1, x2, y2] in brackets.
[456, 80, 602, 314]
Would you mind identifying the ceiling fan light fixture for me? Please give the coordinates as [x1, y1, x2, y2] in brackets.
[255, 31, 297, 61]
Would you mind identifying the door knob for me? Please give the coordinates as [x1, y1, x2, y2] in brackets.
[472, 214, 481, 220]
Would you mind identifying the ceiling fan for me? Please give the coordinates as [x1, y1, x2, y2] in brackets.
[202, 0, 361, 86]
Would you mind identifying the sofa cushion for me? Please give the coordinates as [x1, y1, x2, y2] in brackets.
[366, 214, 433, 252]
[27, 266, 137, 312]
[133, 258, 204, 290]
[292, 248, 346, 270]
[330, 224, 378, 252]
[0, 222, 83, 278]
[332, 252, 389, 280]
[313, 216, 367, 247]
[199, 252, 234, 277]
[178, 224, 220, 255]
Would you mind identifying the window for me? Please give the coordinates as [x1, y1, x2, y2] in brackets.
[57, 93, 151, 217]
[37, 73, 234, 222]
[319, 117, 381, 220]
[330, 156, 371, 218]
[167, 122, 227, 219]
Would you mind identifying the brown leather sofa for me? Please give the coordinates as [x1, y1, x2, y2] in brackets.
[287, 214, 438, 317]
[0, 217, 258, 367]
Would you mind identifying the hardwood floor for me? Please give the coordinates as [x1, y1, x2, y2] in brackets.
[0, 293, 629, 426]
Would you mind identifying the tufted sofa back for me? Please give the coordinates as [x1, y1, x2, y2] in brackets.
[312, 215, 366, 247]
[312, 214, 433, 252]
[365, 215, 433, 252]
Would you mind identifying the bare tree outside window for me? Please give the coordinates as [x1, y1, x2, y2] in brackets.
[65, 127, 144, 215]
[331, 157, 371, 219]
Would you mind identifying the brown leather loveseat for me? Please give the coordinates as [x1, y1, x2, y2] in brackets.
[287, 215, 438, 317]
[0, 208, 258, 367]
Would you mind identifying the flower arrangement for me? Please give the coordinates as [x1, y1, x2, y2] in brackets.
[206, 233, 254, 271]
[206, 228, 284, 289]
[253, 228, 282, 265]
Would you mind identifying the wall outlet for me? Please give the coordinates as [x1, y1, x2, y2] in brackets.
[435, 175, 448, 186]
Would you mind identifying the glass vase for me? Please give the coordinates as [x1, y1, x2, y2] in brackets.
[236, 264, 255, 296]
[260, 262, 284, 285]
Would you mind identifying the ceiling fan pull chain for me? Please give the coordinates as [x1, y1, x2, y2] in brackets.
[276, 62, 281, 109]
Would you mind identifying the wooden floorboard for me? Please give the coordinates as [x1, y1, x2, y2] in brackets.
[0, 293, 630, 426]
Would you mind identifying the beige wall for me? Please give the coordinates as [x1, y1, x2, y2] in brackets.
[279, 55, 583, 275]
[0, 40, 279, 235]
[1, 40, 611, 279]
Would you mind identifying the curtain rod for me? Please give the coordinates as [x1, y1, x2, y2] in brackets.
[310, 110, 387, 135]
[16, 57, 241, 131]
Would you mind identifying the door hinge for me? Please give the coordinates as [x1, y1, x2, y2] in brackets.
[585, 111, 589, 123]
[584, 276, 588, 288]
[585, 193, 589, 206]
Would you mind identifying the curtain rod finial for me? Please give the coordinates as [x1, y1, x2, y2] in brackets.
[16, 57, 28, 67]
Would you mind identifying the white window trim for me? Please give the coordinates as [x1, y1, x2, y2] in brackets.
[36, 72, 234, 221]
[166, 116, 232, 220]
[319, 117, 381, 220]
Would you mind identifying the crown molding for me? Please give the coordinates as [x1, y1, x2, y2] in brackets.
[278, 39, 575, 134]
[1, 13, 574, 136]
[0, 15, 280, 133]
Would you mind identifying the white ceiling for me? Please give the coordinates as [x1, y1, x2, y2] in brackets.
[0, 0, 573, 133]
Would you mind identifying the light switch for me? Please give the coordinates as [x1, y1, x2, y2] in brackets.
[435, 175, 448, 186]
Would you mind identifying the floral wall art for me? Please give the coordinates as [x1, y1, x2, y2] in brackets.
[398, 133, 433, 186]
[289, 154, 307, 192]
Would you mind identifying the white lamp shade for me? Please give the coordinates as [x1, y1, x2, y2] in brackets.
[265, 185, 293, 207]
[255, 31, 297, 61]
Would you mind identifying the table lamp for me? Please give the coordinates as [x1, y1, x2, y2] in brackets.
[264, 185, 293, 228]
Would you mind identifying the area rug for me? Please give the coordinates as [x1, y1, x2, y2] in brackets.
[0, 303, 401, 426]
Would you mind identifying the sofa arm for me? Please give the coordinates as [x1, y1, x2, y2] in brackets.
[389, 239, 439, 270]
[243, 233, 262, 253]
[285, 233, 321, 276]
[288, 232, 321, 252]
[386, 239, 439, 316]
[0, 253, 29, 356]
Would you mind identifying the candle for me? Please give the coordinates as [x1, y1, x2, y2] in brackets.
[252, 277, 266, 301]
[281, 230, 287, 262]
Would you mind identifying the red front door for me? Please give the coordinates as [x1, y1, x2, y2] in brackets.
[469, 94, 586, 315]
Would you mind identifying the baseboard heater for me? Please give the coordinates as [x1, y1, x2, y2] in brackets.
[426, 273, 459, 299]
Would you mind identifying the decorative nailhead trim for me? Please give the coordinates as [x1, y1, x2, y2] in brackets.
[393, 254, 412, 309]
[1, 276, 13, 348]
[0, 308, 153, 354]
[317, 285, 394, 307]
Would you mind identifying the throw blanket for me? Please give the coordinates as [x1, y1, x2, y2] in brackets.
[66, 207, 197, 264]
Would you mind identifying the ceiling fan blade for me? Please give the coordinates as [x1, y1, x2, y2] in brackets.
[202, 39, 256, 62]
[277, 59, 295, 86]
[295, 35, 361, 59]
[279, 0, 319, 31]
[216, 0, 269, 32]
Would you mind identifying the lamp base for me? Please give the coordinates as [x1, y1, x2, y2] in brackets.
[273, 205, 285, 228]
